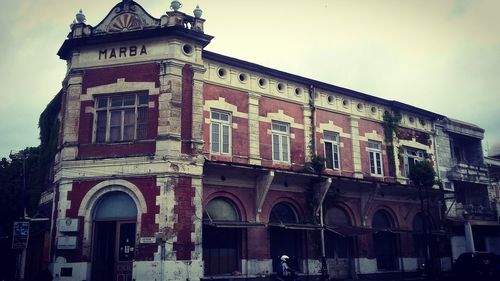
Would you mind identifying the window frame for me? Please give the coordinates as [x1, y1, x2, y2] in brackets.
[403, 147, 425, 177]
[94, 92, 149, 144]
[271, 121, 290, 163]
[368, 140, 383, 176]
[323, 131, 341, 170]
[210, 109, 232, 155]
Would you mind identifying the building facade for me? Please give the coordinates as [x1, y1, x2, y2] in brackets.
[43, 1, 497, 281]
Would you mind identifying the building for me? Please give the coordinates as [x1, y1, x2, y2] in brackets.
[435, 118, 500, 260]
[42, 1, 497, 280]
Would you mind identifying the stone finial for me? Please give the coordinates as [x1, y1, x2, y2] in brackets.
[75, 9, 86, 23]
[170, 0, 182, 11]
[193, 5, 202, 18]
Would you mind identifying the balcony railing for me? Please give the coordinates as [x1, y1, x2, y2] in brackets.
[454, 202, 498, 221]
[448, 162, 489, 183]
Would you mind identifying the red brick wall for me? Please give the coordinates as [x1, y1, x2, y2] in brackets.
[77, 63, 160, 158]
[203, 83, 250, 162]
[82, 63, 160, 92]
[259, 97, 305, 169]
[204, 83, 249, 113]
[62, 177, 158, 262]
[173, 177, 195, 260]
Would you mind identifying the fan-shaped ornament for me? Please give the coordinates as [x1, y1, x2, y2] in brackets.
[108, 13, 142, 33]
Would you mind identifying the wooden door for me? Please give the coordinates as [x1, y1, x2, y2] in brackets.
[115, 222, 136, 281]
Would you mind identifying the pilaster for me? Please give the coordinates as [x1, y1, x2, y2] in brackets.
[60, 71, 83, 161]
[303, 105, 313, 162]
[350, 116, 363, 178]
[248, 92, 261, 165]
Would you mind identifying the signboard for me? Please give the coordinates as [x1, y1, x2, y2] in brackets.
[139, 237, 156, 244]
[57, 236, 77, 250]
[12, 221, 29, 249]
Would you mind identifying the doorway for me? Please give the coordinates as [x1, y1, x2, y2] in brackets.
[269, 202, 301, 272]
[372, 210, 398, 271]
[325, 207, 352, 279]
[91, 192, 137, 281]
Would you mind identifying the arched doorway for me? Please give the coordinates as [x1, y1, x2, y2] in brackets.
[203, 198, 241, 275]
[269, 202, 301, 273]
[91, 191, 137, 281]
[372, 210, 398, 271]
[325, 207, 352, 279]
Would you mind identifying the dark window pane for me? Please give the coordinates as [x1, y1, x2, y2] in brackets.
[325, 142, 333, 169]
[97, 97, 108, 108]
[138, 94, 148, 105]
[123, 95, 135, 106]
[111, 96, 123, 107]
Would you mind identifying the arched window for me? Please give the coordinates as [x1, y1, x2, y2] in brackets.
[203, 198, 241, 275]
[93, 191, 137, 220]
[326, 207, 350, 226]
[325, 207, 351, 261]
[373, 209, 394, 229]
[372, 210, 398, 270]
[269, 202, 301, 272]
[269, 202, 297, 224]
[205, 197, 240, 221]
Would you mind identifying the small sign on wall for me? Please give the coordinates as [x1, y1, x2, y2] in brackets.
[57, 236, 77, 250]
[139, 237, 156, 244]
[58, 218, 79, 232]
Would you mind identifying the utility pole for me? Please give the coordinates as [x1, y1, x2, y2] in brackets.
[15, 153, 28, 281]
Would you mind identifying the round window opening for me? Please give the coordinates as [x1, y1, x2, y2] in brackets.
[258, 78, 267, 87]
[277, 83, 285, 92]
[357, 103, 363, 110]
[371, 106, 377, 114]
[342, 99, 349, 107]
[327, 95, 334, 104]
[182, 44, 194, 55]
[419, 119, 426, 126]
[295, 88, 302, 96]
[218, 68, 227, 78]
[238, 73, 248, 83]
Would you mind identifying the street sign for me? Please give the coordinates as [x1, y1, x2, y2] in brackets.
[12, 221, 29, 249]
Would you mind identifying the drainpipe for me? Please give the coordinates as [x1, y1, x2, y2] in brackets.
[320, 206, 327, 280]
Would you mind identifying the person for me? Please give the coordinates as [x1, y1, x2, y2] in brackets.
[279, 255, 295, 281]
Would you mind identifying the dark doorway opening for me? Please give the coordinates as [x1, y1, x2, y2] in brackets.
[373, 210, 398, 271]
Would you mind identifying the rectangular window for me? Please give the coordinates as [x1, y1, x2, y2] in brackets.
[210, 110, 231, 154]
[272, 121, 290, 162]
[368, 141, 383, 176]
[403, 147, 425, 177]
[324, 131, 340, 170]
[95, 93, 148, 143]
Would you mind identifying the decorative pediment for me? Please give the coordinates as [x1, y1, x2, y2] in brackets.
[92, 1, 159, 35]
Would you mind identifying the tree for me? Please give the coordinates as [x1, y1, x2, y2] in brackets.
[409, 160, 436, 187]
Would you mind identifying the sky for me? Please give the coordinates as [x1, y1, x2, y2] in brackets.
[0, 0, 499, 157]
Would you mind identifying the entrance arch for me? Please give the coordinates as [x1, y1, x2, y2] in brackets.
[325, 206, 352, 278]
[91, 191, 137, 281]
[203, 197, 241, 275]
[372, 209, 398, 271]
[269, 202, 301, 272]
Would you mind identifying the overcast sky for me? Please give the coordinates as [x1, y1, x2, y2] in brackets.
[0, 0, 499, 157]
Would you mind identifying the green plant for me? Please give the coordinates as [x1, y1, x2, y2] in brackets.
[409, 160, 436, 187]
[382, 110, 402, 143]
[304, 154, 325, 174]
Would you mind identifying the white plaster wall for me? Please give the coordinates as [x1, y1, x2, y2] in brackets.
[241, 259, 272, 275]
[451, 236, 466, 260]
[133, 260, 204, 281]
[401, 257, 418, 272]
[440, 257, 452, 271]
[354, 258, 377, 274]
[52, 261, 90, 281]
[305, 259, 322, 275]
